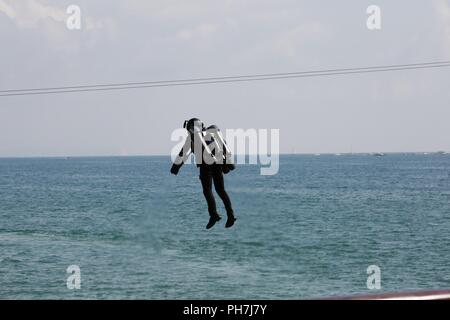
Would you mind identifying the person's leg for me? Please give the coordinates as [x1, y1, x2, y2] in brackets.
[200, 165, 221, 229]
[211, 165, 234, 215]
[199, 165, 217, 216]
[211, 165, 235, 227]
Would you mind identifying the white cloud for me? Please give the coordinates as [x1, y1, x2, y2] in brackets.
[0, 0, 107, 31]
[0, 0, 16, 19]
[0, 0, 116, 53]
[0, 0, 66, 28]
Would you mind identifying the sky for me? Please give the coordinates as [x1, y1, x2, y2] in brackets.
[0, 0, 449, 157]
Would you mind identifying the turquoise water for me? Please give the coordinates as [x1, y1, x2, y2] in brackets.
[0, 154, 449, 299]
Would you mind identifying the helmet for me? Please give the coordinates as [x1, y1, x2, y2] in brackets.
[183, 118, 204, 134]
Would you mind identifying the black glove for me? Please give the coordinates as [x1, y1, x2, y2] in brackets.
[222, 163, 235, 174]
[170, 163, 181, 175]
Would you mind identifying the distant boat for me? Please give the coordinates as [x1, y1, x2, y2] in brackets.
[435, 151, 446, 155]
[372, 153, 385, 157]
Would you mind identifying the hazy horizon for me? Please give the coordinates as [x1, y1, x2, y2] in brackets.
[0, 150, 448, 159]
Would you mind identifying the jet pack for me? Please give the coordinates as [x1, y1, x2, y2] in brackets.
[170, 118, 235, 175]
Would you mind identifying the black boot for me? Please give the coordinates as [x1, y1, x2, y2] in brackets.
[225, 214, 236, 228]
[206, 213, 221, 229]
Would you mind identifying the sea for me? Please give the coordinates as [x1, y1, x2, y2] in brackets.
[0, 154, 449, 299]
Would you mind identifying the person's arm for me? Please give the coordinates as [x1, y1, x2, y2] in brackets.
[170, 136, 191, 175]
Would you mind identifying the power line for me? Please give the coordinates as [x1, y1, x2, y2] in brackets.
[1, 60, 449, 97]
[2, 60, 449, 93]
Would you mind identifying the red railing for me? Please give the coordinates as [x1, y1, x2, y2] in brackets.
[325, 289, 450, 300]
